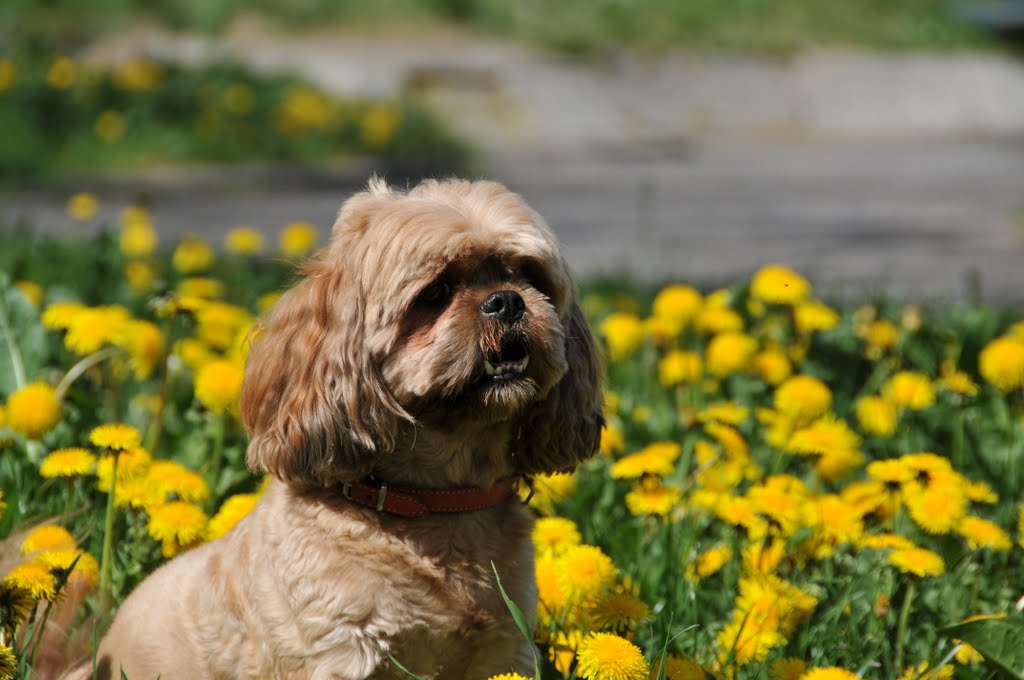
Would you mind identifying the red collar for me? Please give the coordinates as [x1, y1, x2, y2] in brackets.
[339, 476, 523, 518]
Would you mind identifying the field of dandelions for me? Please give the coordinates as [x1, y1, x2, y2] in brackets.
[2, 194, 1024, 680]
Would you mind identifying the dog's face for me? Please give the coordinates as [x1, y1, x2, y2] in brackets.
[241, 179, 602, 485]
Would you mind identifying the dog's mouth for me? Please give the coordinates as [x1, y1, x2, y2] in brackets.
[482, 338, 530, 382]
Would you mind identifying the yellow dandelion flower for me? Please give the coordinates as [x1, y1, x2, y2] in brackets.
[815, 447, 865, 482]
[889, 547, 944, 577]
[0, 58, 17, 91]
[576, 632, 649, 680]
[94, 110, 125, 143]
[705, 332, 757, 377]
[15, 280, 44, 307]
[20, 525, 76, 554]
[557, 545, 618, 603]
[813, 495, 865, 554]
[768, 657, 807, 680]
[147, 501, 209, 557]
[957, 515, 1012, 550]
[858, 532, 917, 552]
[47, 56, 78, 89]
[172, 235, 215, 274]
[800, 668, 860, 680]
[4, 560, 55, 600]
[487, 674, 530, 680]
[897, 662, 954, 680]
[741, 538, 787, 574]
[533, 517, 582, 555]
[600, 421, 625, 456]
[774, 374, 831, 424]
[37, 549, 99, 590]
[65, 192, 98, 221]
[979, 336, 1024, 392]
[651, 284, 702, 335]
[195, 301, 253, 351]
[175, 338, 216, 372]
[113, 319, 165, 379]
[195, 359, 245, 414]
[39, 447, 96, 478]
[786, 416, 860, 456]
[905, 484, 966, 534]
[41, 300, 86, 330]
[750, 264, 810, 305]
[176, 277, 225, 300]
[124, 261, 157, 294]
[119, 219, 158, 257]
[704, 419, 753, 456]
[360, 103, 401, 148]
[96, 446, 152, 494]
[753, 349, 792, 385]
[697, 401, 749, 425]
[686, 543, 732, 582]
[225, 226, 264, 255]
[659, 350, 703, 387]
[794, 299, 839, 334]
[526, 472, 576, 515]
[146, 460, 211, 505]
[715, 617, 783, 666]
[279, 221, 319, 258]
[111, 57, 162, 90]
[955, 643, 983, 665]
[590, 589, 651, 633]
[860, 319, 900, 359]
[938, 364, 979, 397]
[89, 423, 142, 451]
[854, 395, 898, 437]
[965, 480, 998, 504]
[207, 493, 260, 541]
[883, 371, 936, 410]
[625, 477, 680, 516]
[535, 553, 569, 618]
[694, 306, 744, 335]
[601, 312, 645, 361]
[0, 580, 36, 633]
[5, 382, 61, 439]
[610, 442, 681, 479]
[64, 305, 132, 356]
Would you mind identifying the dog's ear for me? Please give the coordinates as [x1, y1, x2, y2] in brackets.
[241, 214, 405, 486]
[514, 297, 603, 475]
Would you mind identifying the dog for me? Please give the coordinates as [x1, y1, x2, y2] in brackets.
[74, 178, 602, 679]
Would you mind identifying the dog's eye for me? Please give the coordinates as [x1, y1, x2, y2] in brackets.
[418, 282, 452, 307]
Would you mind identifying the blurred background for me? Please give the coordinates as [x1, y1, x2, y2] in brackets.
[2, 0, 1024, 302]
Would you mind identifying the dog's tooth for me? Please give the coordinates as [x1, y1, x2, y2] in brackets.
[484, 359, 496, 375]
[519, 356, 530, 371]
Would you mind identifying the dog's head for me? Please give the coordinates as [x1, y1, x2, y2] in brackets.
[241, 178, 602, 486]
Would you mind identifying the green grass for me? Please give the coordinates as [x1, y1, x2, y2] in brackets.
[2, 220, 1024, 679]
[4, 0, 996, 55]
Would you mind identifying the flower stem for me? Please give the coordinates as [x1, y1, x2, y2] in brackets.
[98, 452, 120, 613]
[894, 579, 916, 673]
[0, 291, 26, 389]
[55, 347, 120, 402]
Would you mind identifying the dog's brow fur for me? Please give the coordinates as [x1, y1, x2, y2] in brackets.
[63, 178, 602, 680]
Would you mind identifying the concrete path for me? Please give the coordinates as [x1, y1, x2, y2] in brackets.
[6, 139, 1023, 303]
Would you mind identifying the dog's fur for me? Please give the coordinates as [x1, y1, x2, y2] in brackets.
[74, 178, 602, 679]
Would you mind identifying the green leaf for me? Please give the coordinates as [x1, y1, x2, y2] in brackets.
[0, 272, 47, 394]
[491, 561, 541, 680]
[940, 617, 1024, 680]
[387, 654, 429, 680]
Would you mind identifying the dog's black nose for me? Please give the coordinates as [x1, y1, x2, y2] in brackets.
[480, 290, 525, 323]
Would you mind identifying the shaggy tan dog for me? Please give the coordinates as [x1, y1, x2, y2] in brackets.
[74, 178, 602, 679]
